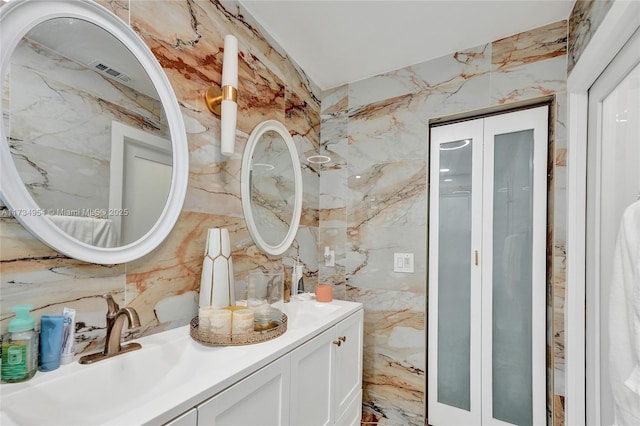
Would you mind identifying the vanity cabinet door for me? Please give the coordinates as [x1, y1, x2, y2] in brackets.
[290, 309, 364, 426]
[290, 328, 335, 425]
[333, 310, 363, 423]
[196, 355, 291, 426]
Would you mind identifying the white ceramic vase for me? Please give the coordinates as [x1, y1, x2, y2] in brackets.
[199, 228, 235, 308]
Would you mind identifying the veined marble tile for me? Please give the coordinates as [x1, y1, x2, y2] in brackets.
[0, 258, 125, 353]
[555, 175, 567, 241]
[319, 115, 348, 173]
[320, 167, 348, 226]
[0, 215, 60, 261]
[286, 87, 321, 150]
[131, 0, 287, 136]
[492, 21, 567, 72]
[347, 160, 426, 229]
[554, 91, 568, 151]
[346, 225, 427, 293]
[94, 0, 129, 24]
[348, 286, 425, 425]
[126, 210, 232, 327]
[568, 0, 614, 73]
[554, 242, 567, 397]
[349, 44, 490, 110]
[321, 85, 348, 116]
[347, 74, 491, 166]
[181, 108, 245, 217]
[297, 134, 321, 229]
[490, 55, 567, 105]
[318, 226, 346, 287]
[229, 1, 321, 111]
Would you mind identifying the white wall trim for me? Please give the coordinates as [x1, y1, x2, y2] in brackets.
[565, 1, 640, 425]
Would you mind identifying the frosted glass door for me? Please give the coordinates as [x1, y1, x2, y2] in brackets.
[428, 119, 483, 426]
[428, 106, 547, 426]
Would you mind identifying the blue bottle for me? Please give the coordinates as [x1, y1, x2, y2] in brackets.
[39, 315, 65, 371]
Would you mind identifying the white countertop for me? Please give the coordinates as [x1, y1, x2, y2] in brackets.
[0, 298, 363, 426]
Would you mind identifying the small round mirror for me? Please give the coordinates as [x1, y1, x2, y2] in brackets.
[241, 120, 302, 257]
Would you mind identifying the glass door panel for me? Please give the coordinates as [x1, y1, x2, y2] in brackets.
[491, 130, 534, 426]
[437, 139, 473, 410]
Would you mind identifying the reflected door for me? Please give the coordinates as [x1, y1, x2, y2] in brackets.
[428, 106, 548, 426]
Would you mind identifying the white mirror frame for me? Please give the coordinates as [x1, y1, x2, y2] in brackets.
[0, 0, 189, 264]
[241, 120, 303, 257]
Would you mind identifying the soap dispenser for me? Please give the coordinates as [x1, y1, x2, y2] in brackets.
[1, 305, 38, 383]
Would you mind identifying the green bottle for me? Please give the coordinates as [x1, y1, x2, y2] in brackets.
[1, 305, 38, 383]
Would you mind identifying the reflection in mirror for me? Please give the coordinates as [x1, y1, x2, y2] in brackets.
[3, 17, 171, 247]
[250, 130, 296, 246]
[241, 120, 302, 257]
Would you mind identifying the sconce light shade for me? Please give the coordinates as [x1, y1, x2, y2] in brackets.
[204, 34, 238, 157]
[220, 35, 237, 156]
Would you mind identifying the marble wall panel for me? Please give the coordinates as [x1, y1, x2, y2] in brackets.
[0, 0, 320, 356]
[321, 21, 569, 425]
[568, 0, 614, 73]
[492, 20, 567, 71]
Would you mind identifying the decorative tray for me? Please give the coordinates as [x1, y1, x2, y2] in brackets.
[190, 313, 288, 346]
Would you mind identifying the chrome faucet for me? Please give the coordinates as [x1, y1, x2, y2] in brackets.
[79, 294, 142, 364]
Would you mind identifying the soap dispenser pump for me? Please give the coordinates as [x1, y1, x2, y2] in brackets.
[1, 304, 38, 383]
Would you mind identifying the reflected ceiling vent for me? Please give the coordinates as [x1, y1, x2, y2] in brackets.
[93, 62, 131, 83]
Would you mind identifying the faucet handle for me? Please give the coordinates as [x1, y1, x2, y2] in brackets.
[102, 294, 120, 317]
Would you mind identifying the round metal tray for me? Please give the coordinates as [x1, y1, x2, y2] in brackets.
[190, 313, 287, 346]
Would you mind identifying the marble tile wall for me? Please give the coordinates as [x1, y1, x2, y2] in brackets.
[568, 0, 614, 73]
[0, 0, 320, 356]
[0, 1, 614, 424]
[320, 20, 568, 426]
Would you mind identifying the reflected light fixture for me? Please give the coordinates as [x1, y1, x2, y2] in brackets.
[440, 139, 471, 151]
[306, 155, 331, 164]
[205, 35, 238, 156]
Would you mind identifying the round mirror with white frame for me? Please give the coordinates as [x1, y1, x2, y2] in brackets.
[0, 0, 188, 264]
[241, 120, 302, 257]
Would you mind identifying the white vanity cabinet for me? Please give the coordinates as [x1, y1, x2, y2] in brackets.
[290, 309, 364, 426]
[167, 308, 364, 426]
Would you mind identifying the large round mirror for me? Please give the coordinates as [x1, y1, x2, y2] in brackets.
[0, 0, 188, 264]
[241, 120, 302, 257]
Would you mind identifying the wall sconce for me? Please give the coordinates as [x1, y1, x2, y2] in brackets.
[205, 35, 238, 156]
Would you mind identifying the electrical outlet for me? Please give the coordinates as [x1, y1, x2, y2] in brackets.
[394, 253, 414, 273]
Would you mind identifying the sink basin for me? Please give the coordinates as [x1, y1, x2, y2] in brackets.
[0, 329, 248, 426]
[0, 299, 358, 426]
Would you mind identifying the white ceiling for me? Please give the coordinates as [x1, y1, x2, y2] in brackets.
[239, 0, 576, 91]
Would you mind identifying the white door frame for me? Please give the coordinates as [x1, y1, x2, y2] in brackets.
[565, 2, 640, 425]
